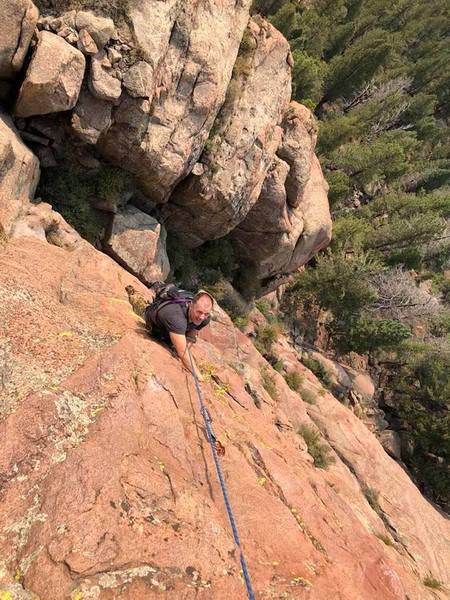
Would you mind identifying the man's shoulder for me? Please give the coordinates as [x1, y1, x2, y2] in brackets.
[158, 302, 185, 317]
[157, 302, 188, 333]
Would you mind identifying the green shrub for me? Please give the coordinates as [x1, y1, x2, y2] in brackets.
[266, 355, 284, 372]
[298, 425, 335, 469]
[335, 318, 412, 354]
[325, 170, 351, 206]
[375, 532, 394, 546]
[423, 574, 442, 590]
[37, 168, 104, 244]
[165, 235, 199, 288]
[97, 166, 132, 206]
[207, 279, 250, 323]
[394, 350, 450, 510]
[361, 483, 382, 515]
[300, 387, 317, 404]
[254, 322, 282, 356]
[255, 299, 276, 322]
[301, 356, 332, 388]
[233, 315, 249, 331]
[194, 238, 238, 280]
[259, 364, 278, 399]
[238, 28, 255, 56]
[284, 370, 303, 391]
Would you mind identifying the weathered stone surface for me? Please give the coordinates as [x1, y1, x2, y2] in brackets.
[122, 61, 154, 98]
[0, 113, 39, 236]
[11, 202, 83, 251]
[15, 31, 85, 117]
[228, 102, 330, 286]
[345, 367, 376, 402]
[75, 10, 116, 49]
[234, 152, 331, 284]
[105, 206, 170, 284]
[89, 49, 122, 102]
[284, 155, 332, 269]
[99, 0, 252, 203]
[39, 10, 77, 32]
[0, 0, 39, 80]
[379, 430, 402, 460]
[0, 237, 449, 599]
[305, 349, 353, 396]
[278, 102, 318, 207]
[163, 17, 292, 246]
[71, 87, 112, 144]
[77, 28, 98, 55]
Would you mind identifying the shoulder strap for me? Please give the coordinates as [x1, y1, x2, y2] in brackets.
[149, 296, 192, 323]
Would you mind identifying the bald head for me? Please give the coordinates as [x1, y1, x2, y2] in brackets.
[189, 292, 213, 325]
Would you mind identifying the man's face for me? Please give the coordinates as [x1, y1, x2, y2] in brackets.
[189, 296, 212, 325]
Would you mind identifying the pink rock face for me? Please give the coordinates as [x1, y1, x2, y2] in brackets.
[0, 113, 40, 236]
[15, 31, 86, 117]
[99, 0, 252, 203]
[105, 206, 170, 284]
[0, 0, 39, 79]
[234, 103, 332, 285]
[0, 237, 449, 599]
[163, 17, 292, 247]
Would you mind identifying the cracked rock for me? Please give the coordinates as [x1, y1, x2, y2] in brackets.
[71, 87, 112, 144]
[15, 31, 85, 117]
[122, 61, 154, 98]
[0, 0, 39, 80]
[89, 50, 122, 102]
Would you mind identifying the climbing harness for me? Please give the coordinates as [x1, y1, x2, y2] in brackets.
[186, 346, 256, 600]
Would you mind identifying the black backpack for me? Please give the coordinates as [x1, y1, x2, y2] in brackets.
[145, 282, 194, 326]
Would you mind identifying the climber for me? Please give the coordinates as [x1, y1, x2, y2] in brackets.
[126, 284, 213, 382]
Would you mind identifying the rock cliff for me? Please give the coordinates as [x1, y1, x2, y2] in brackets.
[0, 0, 331, 289]
[2, 4, 448, 598]
[1, 232, 449, 600]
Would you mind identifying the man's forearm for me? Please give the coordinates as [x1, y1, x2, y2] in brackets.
[169, 331, 203, 380]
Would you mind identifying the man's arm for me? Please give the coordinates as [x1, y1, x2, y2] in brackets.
[169, 332, 204, 381]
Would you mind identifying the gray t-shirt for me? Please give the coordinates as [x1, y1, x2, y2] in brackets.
[151, 301, 210, 340]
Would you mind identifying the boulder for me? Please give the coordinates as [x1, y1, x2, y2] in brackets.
[15, 31, 85, 117]
[88, 49, 122, 102]
[283, 155, 332, 272]
[234, 151, 331, 284]
[345, 367, 376, 402]
[278, 102, 318, 208]
[71, 87, 112, 144]
[379, 430, 402, 460]
[122, 61, 154, 98]
[105, 206, 170, 284]
[0, 113, 39, 236]
[304, 349, 352, 395]
[0, 0, 39, 80]
[163, 16, 292, 246]
[99, 0, 252, 202]
[11, 202, 83, 251]
[75, 10, 116, 49]
[77, 28, 98, 55]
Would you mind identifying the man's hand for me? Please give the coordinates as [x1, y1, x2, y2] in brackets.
[169, 331, 203, 381]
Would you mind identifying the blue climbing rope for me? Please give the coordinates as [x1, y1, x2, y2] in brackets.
[187, 346, 256, 600]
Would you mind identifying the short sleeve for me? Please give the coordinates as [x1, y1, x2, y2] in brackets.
[157, 304, 187, 334]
